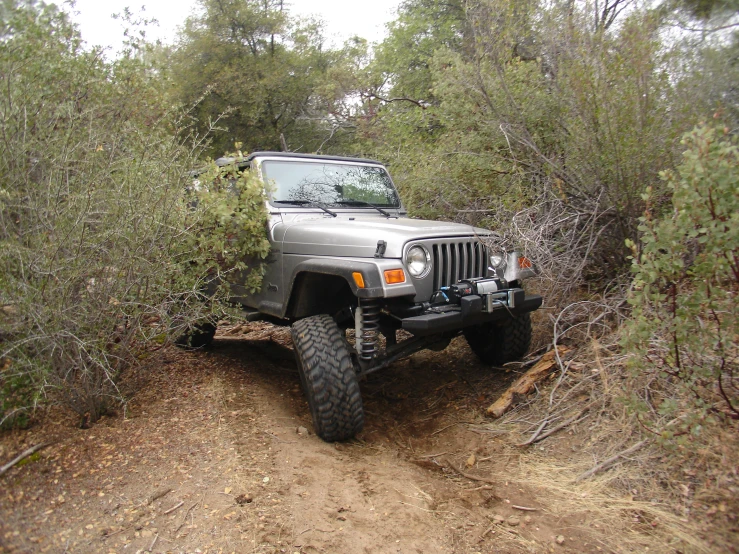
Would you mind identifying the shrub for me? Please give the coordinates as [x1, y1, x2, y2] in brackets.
[0, 1, 268, 427]
[623, 123, 738, 441]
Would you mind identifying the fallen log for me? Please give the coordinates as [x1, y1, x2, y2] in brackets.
[486, 346, 571, 418]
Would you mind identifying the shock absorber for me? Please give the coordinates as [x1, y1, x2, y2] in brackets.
[355, 299, 380, 361]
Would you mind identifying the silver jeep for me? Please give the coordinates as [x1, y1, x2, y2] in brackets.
[190, 151, 542, 441]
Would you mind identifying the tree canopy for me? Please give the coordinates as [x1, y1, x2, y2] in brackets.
[171, 0, 352, 155]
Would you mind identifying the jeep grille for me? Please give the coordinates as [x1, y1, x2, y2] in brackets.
[431, 240, 489, 290]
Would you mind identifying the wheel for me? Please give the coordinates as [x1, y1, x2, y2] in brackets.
[463, 312, 532, 366]
[291, 314, 364, 442]
[175, 321, 217, 348]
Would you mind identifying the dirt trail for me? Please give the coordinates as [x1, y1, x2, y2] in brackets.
[1, 324, 599, 554]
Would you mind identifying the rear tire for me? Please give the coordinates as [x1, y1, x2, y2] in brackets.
[175, 321, 217, 348]
[463, 312, 532, 366]
[291, 314, 364, 442]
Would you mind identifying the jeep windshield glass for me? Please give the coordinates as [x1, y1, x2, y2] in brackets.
[261, 160, 401, 208]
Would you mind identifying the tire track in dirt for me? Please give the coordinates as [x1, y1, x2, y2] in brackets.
[1, 324, 590, 553]
[213, 335, 456, 553]
[212, 327, 552, 553]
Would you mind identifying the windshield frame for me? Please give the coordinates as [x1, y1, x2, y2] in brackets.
[254, 156, 403, 211]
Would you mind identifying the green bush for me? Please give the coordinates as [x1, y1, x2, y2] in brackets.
[0, 1, 268, 427]
[624, 123, 739, 441]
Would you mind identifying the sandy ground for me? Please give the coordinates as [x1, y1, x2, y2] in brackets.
[1, 324, 626, 553]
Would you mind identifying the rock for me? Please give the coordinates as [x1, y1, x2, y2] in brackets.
[507, 516, 521, 527]
[466, 453, 476, 467]
[524, 515, 532, 523]
[235, 494, 253, 505]
[296, 426, 308, 435]
[492, 514, 506, 524]
[556, 535, 565, 545]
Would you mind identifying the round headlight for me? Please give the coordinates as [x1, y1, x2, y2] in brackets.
[489, 253, 507, 275]
[405, 245, 430, 278]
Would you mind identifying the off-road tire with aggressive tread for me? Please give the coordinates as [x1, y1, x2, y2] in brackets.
[291, 314, 364, 442]
[463, 312, 532, 366]
[175, 321, 217, 348]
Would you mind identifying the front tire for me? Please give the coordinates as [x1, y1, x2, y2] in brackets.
[463, 312, 532, 366]
[291, 314, 364, 442]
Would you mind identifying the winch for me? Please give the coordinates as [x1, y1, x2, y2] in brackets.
[444, 277, 506, 302]
[431, 277, 524, 314]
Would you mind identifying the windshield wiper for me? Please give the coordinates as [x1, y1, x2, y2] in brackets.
[272, 200, 337, 217]
[335, 200, 395, 218]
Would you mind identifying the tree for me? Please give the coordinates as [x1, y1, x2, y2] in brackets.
[671, 0, 739, 19]
[372, 0, 468, 104]
[353, 0, 738, 284]
[171, 0, 341, 156]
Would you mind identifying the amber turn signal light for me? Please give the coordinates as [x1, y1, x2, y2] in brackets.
[518, 256, 533, 269]
[352, 272, 365, 288]
[383, 269, 406, 284]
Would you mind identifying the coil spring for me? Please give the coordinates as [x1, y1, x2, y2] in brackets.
[359, 299, 380, 361]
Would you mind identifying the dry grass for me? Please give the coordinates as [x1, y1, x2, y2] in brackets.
[482, 301, 739, 554]
[513, 460, 713, 552]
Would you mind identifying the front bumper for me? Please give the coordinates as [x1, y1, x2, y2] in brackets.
[401, 290, 542, 336]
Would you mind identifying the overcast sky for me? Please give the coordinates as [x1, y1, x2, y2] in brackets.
[66, 0, 400, 54]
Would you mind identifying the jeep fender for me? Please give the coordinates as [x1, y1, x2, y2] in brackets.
[283, 257, 417, 319]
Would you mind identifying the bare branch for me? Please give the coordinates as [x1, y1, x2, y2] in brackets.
[0, 443, 52, 477]
[366, 93, 428, 109]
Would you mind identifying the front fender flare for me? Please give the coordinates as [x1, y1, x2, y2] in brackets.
[285, 257, 417, 300]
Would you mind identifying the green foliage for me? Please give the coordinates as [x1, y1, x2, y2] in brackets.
[373, 0, 467, 103]
[671, 0, 739, 18]
[171, 0, 343, 156]
[189, 160, 271, 292]
[0, 0, 268, 427]
[623, 123, 739, 439]
[354, 0, 737, 283]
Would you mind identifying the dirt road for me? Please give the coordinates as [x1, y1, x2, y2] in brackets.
[1, 324, 609, 553]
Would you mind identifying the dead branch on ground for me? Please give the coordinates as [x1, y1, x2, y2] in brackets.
[487, 346, 571, 417]
[575, 439, 649, 482]
[440, 456, 500, 490]
[517, 406, 590, 446]
[0, 442, 51, 477]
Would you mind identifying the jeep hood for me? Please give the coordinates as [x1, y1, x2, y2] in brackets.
[278, 216, 492, 258]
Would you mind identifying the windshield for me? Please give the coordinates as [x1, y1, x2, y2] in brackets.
[261, 160, 401, 208]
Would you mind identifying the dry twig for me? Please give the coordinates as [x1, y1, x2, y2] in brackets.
[430, 422, 463, 436]
[175, 497, 202, 535]
[441, 457, 499, 489]
[517, 406, 590, 446]
[575, 440, 649, 482]
[163, 500, 184, 515]
[147, 487, 172, 505]
[0, 442, 51, 477]
[465, 485, 496, 492]
[416, 451, 449, 458]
